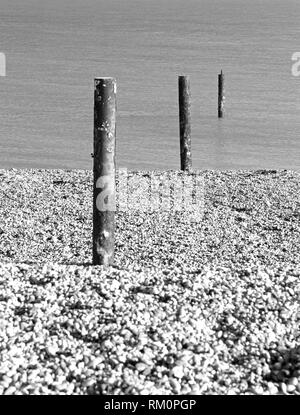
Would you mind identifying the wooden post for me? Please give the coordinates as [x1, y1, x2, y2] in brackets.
[178, 75, 192, 171]
[218, 70, 225, 118]
[93, 77, 116, 266]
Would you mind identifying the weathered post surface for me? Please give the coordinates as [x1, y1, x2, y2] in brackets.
[178, 75, 192, 171]
[218, 70, 225, 118]
[93, 77, 116, 266]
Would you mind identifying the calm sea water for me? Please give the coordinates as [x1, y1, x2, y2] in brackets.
[0, 0, 299, 170]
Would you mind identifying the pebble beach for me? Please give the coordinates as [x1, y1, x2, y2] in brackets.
[0, 168, 299, 395]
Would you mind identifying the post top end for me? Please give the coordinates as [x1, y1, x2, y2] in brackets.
[94, 77, 116, 81]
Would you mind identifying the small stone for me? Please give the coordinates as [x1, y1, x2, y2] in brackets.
[189, 384, 201, 394]
[89, 357, 103, 369]
[280, 382, 287, 394]
[44, 373, 54, 384]
[248, 334, 257, 343]
[267, 382, 278, 394]
[56, 382, 68, 392]
[46, 346, 57, 356]
[77, 362, 85, 371]
[169, 378, 181, 393]
[288, 377, 298, 386]
[136, 363, 148, 372]
[83, 378, 96, 388]
[171, 365, 185, 379]
[253, 385, 264, 394]
[4, 386, 16, 395]
[67, 383, 75, 394]
[103, 300, 113, 308]
[181, 385, 191, 394]
[287, 384, 296, 393]
[117, 354, 127, 364]
[227, 316, 235, 325]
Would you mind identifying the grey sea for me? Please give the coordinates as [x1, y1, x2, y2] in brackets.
[0, 0, 299, 170]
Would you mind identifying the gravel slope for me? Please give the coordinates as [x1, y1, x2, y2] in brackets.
[0, 169, 299, 395]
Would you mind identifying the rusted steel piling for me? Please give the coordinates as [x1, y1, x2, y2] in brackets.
[93, 77, 116, 266]
[218, 70, 225, 118]
[178, 75, 192, 171]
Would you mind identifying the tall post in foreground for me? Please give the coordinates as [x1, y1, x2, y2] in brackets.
[178, 75, 192, 171]
[218, 70, 225, 118]
[93, 77, 116, 266]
